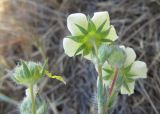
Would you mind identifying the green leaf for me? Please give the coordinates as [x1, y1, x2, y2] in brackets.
[74, 44, 86, 56]
[45, 70, 66, 84]
[75, 24, 88, 34]
[97, 20, 107, 33]
[67, 35, 84, 43]
[21, 61, 31, 78]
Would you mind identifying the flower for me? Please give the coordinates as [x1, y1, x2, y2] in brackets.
[102, 46, 148, 95]
[13, 61, 45, 86]
[63, 11, 118, 59]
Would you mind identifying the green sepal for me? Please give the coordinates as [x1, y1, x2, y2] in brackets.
[103, 74, 112, 80]
[82, 48, 90, 56]
[21, 61, 31, 78]
[107, 92, 118, 109]
[87, 16, 96, 32]
[99, 26, 111, 37]
[103, 68, 113, 74]
[74, 44, 86, 56]
[123, 81, 131, 93]
[75, 24, 88, 34]
[67, 35, 84, 43]
[100, 39, 113, 43]
[97, 19, 107, 33]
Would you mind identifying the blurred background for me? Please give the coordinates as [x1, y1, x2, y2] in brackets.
[0, 0, 160, 114]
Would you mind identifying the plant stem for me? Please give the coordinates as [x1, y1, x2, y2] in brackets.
[97, 65, 105, 114]
[30, 85, 36, 114]
[109, 67, 119, 96]
[92, 42, 105, 114]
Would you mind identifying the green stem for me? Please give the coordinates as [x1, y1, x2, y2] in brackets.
[97, 65, 105, 114]
[30, 85, 36, 114]
[92, 42, 105, 114]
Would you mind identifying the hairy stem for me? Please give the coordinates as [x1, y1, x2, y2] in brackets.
[30, 85, 36, 114]
[92, 42, 105, 114]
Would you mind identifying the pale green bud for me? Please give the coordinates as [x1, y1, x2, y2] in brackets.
[13, 61, 45, 86]
[108, 46, 126, 68]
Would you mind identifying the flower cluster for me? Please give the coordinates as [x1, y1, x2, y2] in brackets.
[102, 46, 147, 95]
[63, 11, 148, 96]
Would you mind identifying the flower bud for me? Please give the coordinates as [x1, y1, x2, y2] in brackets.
[13, 61, 45, 86]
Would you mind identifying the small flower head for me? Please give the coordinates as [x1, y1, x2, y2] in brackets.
[13, 61, 45, 86]
[102, 46, 148, 95]
[63, 11, 118, 59]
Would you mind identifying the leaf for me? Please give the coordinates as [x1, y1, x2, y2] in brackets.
[75, 24, 88, 34]
[21, 61, 31, 78]
[97, 19, 107, 33]
[45, 70, 66, 84]
[67, 35, 84, 43]
[74, 43, 86, 56]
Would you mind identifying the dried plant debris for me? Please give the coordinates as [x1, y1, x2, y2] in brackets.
[0, 0, 160, 114]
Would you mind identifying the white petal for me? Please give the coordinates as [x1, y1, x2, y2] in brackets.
[130, 61, 148, 79]
[92, 11, 110, 31]
[120, 82, 135, 95]
[67, 13, 88, 35]
[105, 25, 118, 41]
[63, 38, 81, 57]
[84, 53, 92, 60]
[124, 47, 136, 67]
[119, 45, 125, 49]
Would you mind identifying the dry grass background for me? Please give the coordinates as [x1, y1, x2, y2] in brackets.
[0, 0, 160, 114]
